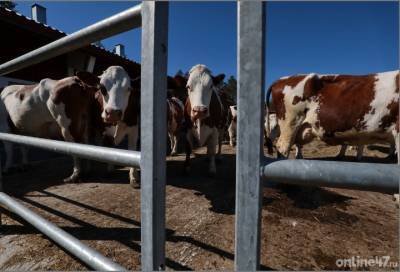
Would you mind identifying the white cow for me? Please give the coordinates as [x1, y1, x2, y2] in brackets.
[184, 64, 227, 175]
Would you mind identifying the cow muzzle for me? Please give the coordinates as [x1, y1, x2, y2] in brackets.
[104, 108, 122, 124]
[192, 106, 208, 121]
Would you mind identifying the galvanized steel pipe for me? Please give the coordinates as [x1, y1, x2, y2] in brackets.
[0, 4, 142, 75]
[0, 192, 126, 271]
[0, 133, 140, 167]
[261, 159, 400, 194]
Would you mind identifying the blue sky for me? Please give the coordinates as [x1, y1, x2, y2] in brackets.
[15, 1, 399, 88]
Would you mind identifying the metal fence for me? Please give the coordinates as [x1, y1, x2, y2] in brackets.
[235, 2, 399, 270]
[0, 2, 167, 271]
[0, 1, 398, 271]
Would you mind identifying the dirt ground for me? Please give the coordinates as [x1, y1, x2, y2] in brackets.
[0, 141, 398, 271]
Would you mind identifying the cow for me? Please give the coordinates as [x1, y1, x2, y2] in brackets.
[216, 89, 235, 156]
[0, 73, 99, 182]
[265, 71, 399, 162]
[264, 111, 308, 158]
[84, 66, 141, 186]
[265, 113, 395, 160]
[183, 64, 228, 175]
[228, 105, 237, 147]
[264, 112, 357, 159]
[91, 70, 186, 186]
[167, 96, 185, 155]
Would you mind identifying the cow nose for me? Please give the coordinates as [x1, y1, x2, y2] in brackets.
[193, 106, 208, 114]
[105, 108, 122, 119]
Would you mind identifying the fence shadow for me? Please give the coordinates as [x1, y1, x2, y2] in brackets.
[166, 152, 237, 215]
[1, 194, 250, 271]
[308, 155, 396, 164]
[275, 184, 354, 210]
[166, 151, 360, 214]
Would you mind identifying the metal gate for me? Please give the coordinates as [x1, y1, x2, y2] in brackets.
[235, 2, 399, 270]
[0, 2, 167, 271]
[0, 2, 398, 271]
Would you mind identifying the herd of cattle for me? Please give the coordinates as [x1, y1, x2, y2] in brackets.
[0, 65, 398, 189]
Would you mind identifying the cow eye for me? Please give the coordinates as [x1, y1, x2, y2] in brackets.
[186, 86, 191, 92]
[100, 85, 108, 96]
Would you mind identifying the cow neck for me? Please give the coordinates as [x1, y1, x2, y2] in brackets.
[122, 89, 140, 127]
[201, 90, 223, 128]
[89, 91, 108, 136]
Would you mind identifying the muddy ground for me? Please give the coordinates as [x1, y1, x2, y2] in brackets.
[0, 141, 398, 270]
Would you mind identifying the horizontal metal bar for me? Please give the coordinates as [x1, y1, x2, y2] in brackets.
[0, 133, 140, 168]
[261, 158, 399, 193]
[0, 4, 142, 75]
[0, 192, 125, 271]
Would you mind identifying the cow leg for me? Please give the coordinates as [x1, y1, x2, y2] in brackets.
[101, 135, 115, 174]
[20, 146, 29, 171]
[169, 133, 178, 156]
[216, 136, 223, 164]
[336, 144, 347, 159]
[172, 135, 179, 155]
[47, 101, 84, 183]
[207, 131, 218, 176]
[57, 124, 82, 183]
[387, 142, 396, 160]
[295, 144, 303, 159]
[393, 130, 399, 207]
[128, 126, 140, 188]
[63, 156, 82, 183]
[184, 133, 193, 174]
[393, 130, 400, 164]
[356, 145, 364, 161]
[228, 123, 235, 147]
[3, 142, 14, 174]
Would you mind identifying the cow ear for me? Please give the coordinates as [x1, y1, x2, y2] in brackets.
[167, 76, 177, 90]
[174, 75, 187, 88]
[213, 74, 225, 86]
[130, 77, 141, 90]
[76, 71, 100, 87]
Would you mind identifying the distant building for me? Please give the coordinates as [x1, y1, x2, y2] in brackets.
[0, 4, 141, 88]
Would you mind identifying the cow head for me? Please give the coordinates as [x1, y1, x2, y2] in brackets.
[186, 64, 225, 121]
[97, 66, 132, 124]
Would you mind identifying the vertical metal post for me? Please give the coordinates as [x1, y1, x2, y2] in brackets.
[0, 152, 2, 225]
[140, 2, 169, 271]
[235, 1, 265, 270]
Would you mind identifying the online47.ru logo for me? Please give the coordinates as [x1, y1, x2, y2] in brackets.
[336, 256, 399, 269]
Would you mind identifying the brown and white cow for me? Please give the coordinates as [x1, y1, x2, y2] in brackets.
[84, 66, 141, 186]
[265, 71, 399, 162]
[0, 73, 99, 182]
[265, 112, 396, 161]
[167, 96, 184, 155]
[183, 64, 229, 175]
[264, 111, 358, 159]
[91, 70, 186, 185]
[228, 105, 237, 147]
